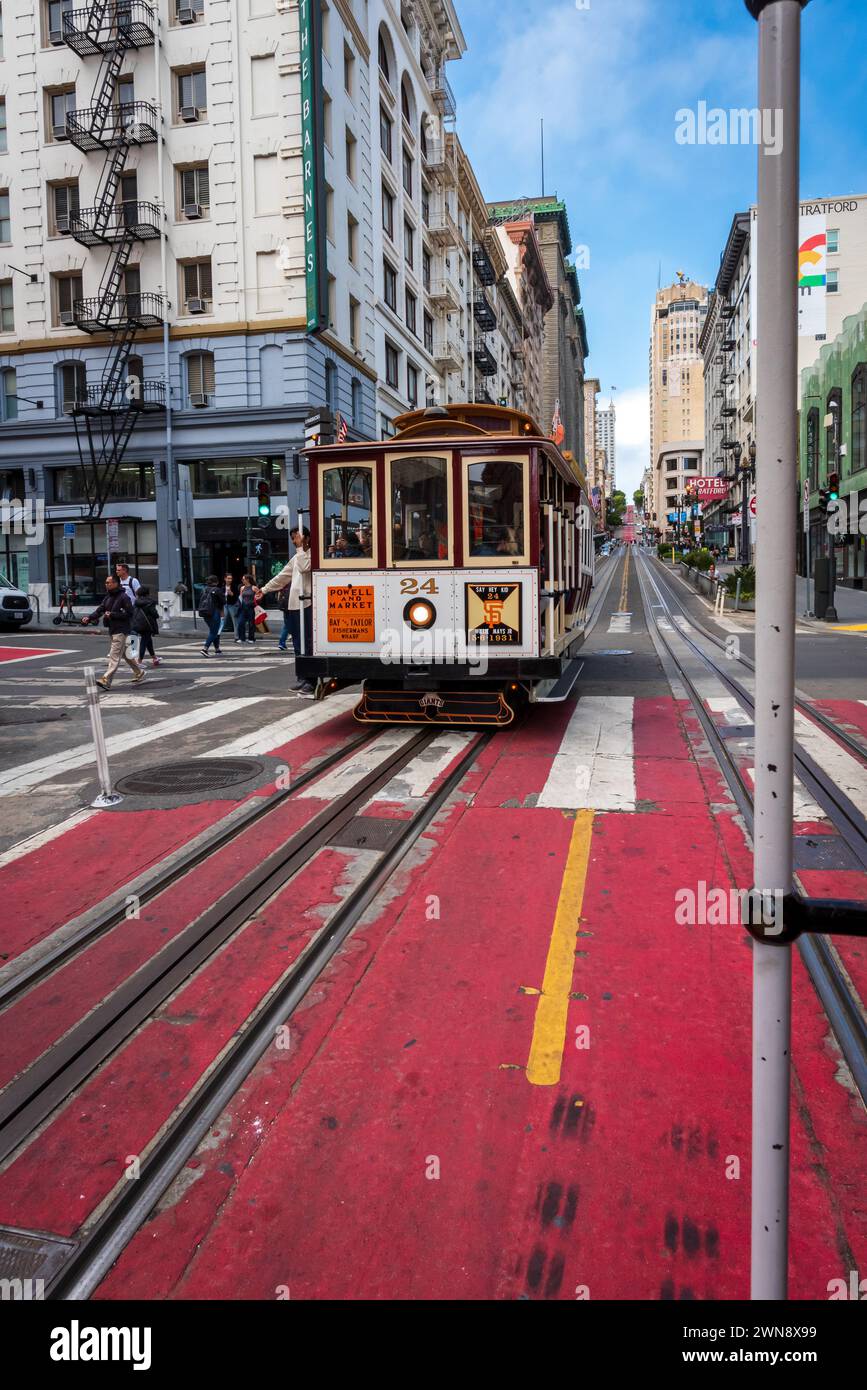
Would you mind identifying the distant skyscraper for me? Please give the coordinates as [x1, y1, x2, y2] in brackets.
[649, 276, 709, 536]
[596, 399, 617, 496]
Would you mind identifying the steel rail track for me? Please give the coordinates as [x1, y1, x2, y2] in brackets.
[47, 729, 493, 1300]
[0, 727, 381, 1011]
[0, 728, 436, 1166]
[635, 551, 867, 1106]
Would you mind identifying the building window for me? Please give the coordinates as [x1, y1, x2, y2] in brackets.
[345, 127, 356, 182]
[404, 218, 414, 269]
[343, 43, 354, 97]
[827, 229, 839, 254]
[0, 190, 9, 243]
[382, 183, 394, 239]
[379, 103, 392, 161]
[0, 279, 12, 332]
[377, 28, 391, 85]
[53, 272, 82, 326]
[55, 360, 86, 414]
[423, 310, 434, 355]
[385, 341, 399, 390]
[422, 248, 431, 291]
[405, 289, 417, 335]
[0, 99, 5, 153]
[178, 164, 209, 218]
[173, 0, 204, 20]
[402, 146, 413, 197]
[407, 362, 419, 407]
[1, 368, 16, 420]
[185, 350, 215, 406]
[401, 76, 413, 125]
[390, 455, 449, 563]
[806, 406, 819, 489]
[349, 295, 360, 349]
[47, 87, 76, 141]
[351, 377, 362, 428]
[421, 185, 430, 226]
[324, 359, 337, 413]
[175, 67, 207, 120]
[826, 268, 838, 294]
[383, 258, 397, 312]
[50, 180, 80, 234]
[322, 92, 332, 150]
[852, 365, 866, 474]
[347, 213, 358, 266]
[180, 259, 213, 313]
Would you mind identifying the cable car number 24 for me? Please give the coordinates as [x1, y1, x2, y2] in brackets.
[400, 578, 439, 595]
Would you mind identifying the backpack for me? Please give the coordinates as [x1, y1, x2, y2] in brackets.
[198, 589, 216, 619]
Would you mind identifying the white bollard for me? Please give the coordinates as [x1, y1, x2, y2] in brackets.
[85, 667, 124, 809]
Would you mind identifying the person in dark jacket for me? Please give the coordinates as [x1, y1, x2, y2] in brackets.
[235, 574, 257, 645]
[81, 575, 146, 690]
[199, 575, 226, 656]
[132, 585, 162, 666]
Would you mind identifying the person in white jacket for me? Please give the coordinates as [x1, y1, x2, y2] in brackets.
[257, 528, 314, 695]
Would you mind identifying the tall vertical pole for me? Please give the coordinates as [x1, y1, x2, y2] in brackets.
[747, 0, 807, 1301]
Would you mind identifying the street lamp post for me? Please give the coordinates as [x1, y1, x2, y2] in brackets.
[741, 440, 756, 565]
[825, 400, 840, 622]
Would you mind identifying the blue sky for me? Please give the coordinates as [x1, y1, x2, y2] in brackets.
[450, 0, 867, 497]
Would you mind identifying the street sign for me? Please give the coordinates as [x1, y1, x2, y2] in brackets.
[178, 464, 197, 550]
[106, 519, 119, 551]
[63, 522, 75, 538]
[749, 494, 757, 518]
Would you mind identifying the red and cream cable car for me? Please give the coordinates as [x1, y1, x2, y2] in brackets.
[299, 402, 595, 726]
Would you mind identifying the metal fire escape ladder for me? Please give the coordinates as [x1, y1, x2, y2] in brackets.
[63, 2, 164, 519]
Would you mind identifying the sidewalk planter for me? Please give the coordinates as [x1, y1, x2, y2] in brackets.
[679, 563, 755, 611]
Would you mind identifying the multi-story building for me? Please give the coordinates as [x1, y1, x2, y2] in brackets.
[582, 374, 606, 528]
[701, 195, 867, 561]
[493, 214, 553, 426]
[596, 396, 616, 497]
[649, 275, 708, 539]
[0, 0, 379, 611]
[488, 197, 588, 467]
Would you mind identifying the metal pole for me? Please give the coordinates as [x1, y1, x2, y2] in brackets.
[84, 668, 123, 809]
[747, 0, 807, 1302]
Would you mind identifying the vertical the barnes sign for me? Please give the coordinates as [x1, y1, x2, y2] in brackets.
[299, 0, 327, 332]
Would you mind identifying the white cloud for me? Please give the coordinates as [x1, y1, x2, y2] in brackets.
[610, 387, 649, 498]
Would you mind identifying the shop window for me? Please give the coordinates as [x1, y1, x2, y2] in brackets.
[852, 365, 866, 474]
[321, 465, 375, 562]
[466, 459, 526, 559]
[389, 454, 450, 564]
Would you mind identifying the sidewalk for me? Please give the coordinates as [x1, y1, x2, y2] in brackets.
[797, 575, 867, 625]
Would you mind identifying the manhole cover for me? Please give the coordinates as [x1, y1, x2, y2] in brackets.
[0, 1226, 77, 1293]
[0, 709, 70, 725]
[115, 758, 265, 796]
[594, 650, 633, 657]
[329, 816, 405, 852]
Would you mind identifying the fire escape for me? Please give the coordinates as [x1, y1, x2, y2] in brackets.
[62, 2, 166, 517]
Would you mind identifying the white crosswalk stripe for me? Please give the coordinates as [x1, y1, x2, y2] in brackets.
[537, 696, 636, 811]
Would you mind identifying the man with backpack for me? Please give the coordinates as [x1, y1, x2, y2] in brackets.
[198, 575, 226, 656]
[132, 585, 162, 666]
[81, 575, 146, 690]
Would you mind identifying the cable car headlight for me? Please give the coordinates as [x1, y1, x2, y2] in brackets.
[404, 598, 437, 630]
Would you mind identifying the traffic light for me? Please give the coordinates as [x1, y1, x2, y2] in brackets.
[257, 479, 271, 519]
[818, 487, 829, 516]
[828, 472, 840, 502]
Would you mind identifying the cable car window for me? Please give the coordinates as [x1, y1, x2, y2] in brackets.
[466, 459, 527, 562]
[321, 465, 375, 566]
[389, 455, 450, 564]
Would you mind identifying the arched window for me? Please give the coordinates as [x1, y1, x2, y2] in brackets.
[377, 28, 392, 85]
[259, 344, 283, 407]
[185, 350, 215, 407]
[325, 359, 337, 413]
[401, 75, 413, 125]
[55, 361, 87, 416]
[851, 364, 866, 475]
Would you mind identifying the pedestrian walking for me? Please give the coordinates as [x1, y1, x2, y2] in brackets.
[258, 529, 314, 695]
[132, 585, 162, 666]
[116, 561, 141, 606]
[235, 574, 258, 645]
[198, 575, 226, 656]
[81, 575, 146, 690]
[219, 573, 240, 641]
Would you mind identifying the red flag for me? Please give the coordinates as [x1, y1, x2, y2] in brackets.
[337, 412, 348, 444]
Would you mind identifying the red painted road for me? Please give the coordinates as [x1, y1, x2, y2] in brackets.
[0, 645, 64, 663]
[0, 697, 863, 1300]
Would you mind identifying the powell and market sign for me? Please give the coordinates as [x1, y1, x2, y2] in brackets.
[299, 0, 328, 333]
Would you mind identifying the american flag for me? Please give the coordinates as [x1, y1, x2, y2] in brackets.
[336, 412, 348, 444]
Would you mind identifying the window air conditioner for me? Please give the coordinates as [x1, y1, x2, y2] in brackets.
[53, 124, 69, 141]
[62, 400, 78, 415]
[49, 29, 64, 46]
[180, 106, 199, 123]
[190, 392, 209, 407]
[187, 297, 206, 314]
[59, 310, 75, 325]
[56, 216, 71, 234]
[177, 7, 197, 23]
[183, 203, 203, 219]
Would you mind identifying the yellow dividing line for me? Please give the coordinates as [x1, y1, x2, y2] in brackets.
[526, 811, 595, 1086]
[619, 546, 631, 612]
[834, 624, 867, 633]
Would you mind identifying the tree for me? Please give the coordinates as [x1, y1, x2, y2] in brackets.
[633, 489, 645, 510]
[607, 489, 627, 526]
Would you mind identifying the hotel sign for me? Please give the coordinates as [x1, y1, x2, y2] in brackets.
[299, 0, 327, 333]
[693, 478, 731, 502]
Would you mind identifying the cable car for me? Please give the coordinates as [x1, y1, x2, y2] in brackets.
[298, 403, 595, 726]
